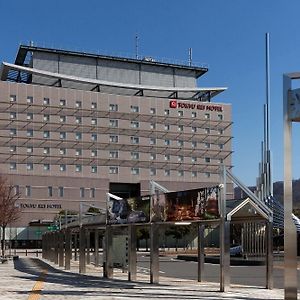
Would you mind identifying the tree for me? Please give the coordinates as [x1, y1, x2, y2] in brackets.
[165, 225, 191, 251]
[0, 175, 20, 257]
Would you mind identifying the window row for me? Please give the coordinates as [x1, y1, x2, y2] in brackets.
[18, 185, 95, 198]
[9, 96, 224, 120]
[8, 129, 225, 148]
[8, 113, 225, 133]
[10, 163, 98, 173]
[108, 167, 212, 178]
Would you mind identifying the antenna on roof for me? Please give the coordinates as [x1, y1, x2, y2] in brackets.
[135, 34, 139, 59]
[188, 48, 192, 66]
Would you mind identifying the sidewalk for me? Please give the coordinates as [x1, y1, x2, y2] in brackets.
[0, 256, 296, 300]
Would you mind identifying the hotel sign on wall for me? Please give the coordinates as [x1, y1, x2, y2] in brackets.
[169, 100, 223, 112]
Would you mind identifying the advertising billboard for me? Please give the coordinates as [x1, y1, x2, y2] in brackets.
[150, 186, 220, 222]
[107, 195, 150, 224]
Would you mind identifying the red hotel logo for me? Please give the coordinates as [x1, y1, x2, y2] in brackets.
[169, 100, 177, 108]
[169, 100, 223, 112]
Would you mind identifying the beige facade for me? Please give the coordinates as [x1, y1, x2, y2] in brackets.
[0, 80, 232, 227]
[0, 46, 232, 230]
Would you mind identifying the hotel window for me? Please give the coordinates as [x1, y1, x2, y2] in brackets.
[27, 129, 33, 137]
[43, 131, 52, 143]
[27, 113, 33, 120]
[178, 125, 183, 132]
[205, 143, 211, 148]
[150, 168, 156, 176]
[109, 119, 118, 127]
[60, 116, 66, 123]
[91, 118, 97, 125]
[191, 157, 197, 163]
[131, 121, 139, 128]
[48, 186, 53, 197]
[43, 98, 50, 105]
[164, 124, 170, 131]
[219, 158, 224, 164]
[10, 146, 16, 152]
[131, 168, 139, 175]
[218, 114, 223, 120]
[109, 104, 118, 111]
[75, 117, 82, 124]
[27, 147, 33, 153]
[91, 133, 97, 141]
[109, 135, 118, 143]
[205, 172, 211, 178]
[150, 153, 156, 160]
[164, 139, 170, 146]
[191, 127, 197, 133]
[75, 149, 82, 156]
[91, 149, 97, 157]
[150, 123, 156, 129]
[91, 102, 97, 109]
[25, 186, 31, 197]
[218, 129, 223, 135]
[91, 165, 97, 173]
[10, 128, 16, 136]
[178, 155, 184, 162]
[219, 144, 224, 150]
[109, 166, 118, 174]
[178, 111, 183, 117]
[58, 186, 64, 197]
[205, 157, 211, 163]
[59, 148, 66, 155]
[60, 132, 66, 139]
[90, 188, 95, 198]
[10, 162, 16, 170]
[60, 164, 66, 172]
[43, 114, 50, 122]
[192, 171, 197, 178]
[10, 95, 16, 102]
[178, 170, 184, 177]
[80, 187, 85, 198]
[177, 140, 184, 147]
[205, 128, 210, 134]
[75, 132, 82, 140]
[192, 112, 197, 118]
[27, 96, 33, 104]
[14, 185, 19, 195]
[130, 105, 139, 113]
[110, 151, 119, 158]
[192, 141, 197, 148]
[164, 154, 170, 161]
[76, 101, 82, 108]
[27, 163, 33, 171]
[150, 138, 156, 145]
[131, 136, 139, 144]
[205, 113, 210, 119]
[131, 152, 139, 160]
[43, 147, 50, 154]
[44, 164, 50, 171]
[10, 112, 16, 119]
[75, 165, 82, 172]
[60, 99, 66, 106]
[150, 108, 156, 114]
[164, 169, 170, 176]
[164, 109, 170, 116]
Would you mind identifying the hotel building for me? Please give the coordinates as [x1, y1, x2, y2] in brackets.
[0, 45, 232, 241]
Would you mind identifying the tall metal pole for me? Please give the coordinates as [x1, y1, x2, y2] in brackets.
[283, 74, 298, 300]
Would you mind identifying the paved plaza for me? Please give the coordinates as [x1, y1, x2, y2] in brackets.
[1, 255, 299, 300]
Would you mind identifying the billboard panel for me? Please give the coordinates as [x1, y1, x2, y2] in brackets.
[107, 195, 150, 224]
[150, 186, 219, 222]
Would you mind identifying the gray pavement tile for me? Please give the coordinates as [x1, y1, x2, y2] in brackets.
[0, 256, 298, 300]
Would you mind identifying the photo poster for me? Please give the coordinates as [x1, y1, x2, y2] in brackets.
[150, 186, 220, 222]
[107, 195, 150, 224]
